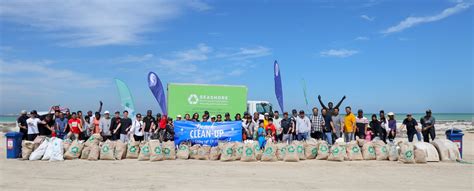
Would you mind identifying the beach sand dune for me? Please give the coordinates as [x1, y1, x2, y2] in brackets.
[0, 133, 473, 190]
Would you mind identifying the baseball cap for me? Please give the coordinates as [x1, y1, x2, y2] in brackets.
[104, 111, 110, 114]
[357, 109, 363, 113]
[177, 115, 182, 118]
[407, 113, 412, 116]
[20, 110, 27, 114]
[387, 112, 395, 116]
[426, 109, 432, 113]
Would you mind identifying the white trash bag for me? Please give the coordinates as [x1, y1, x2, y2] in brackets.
[29, 138, 50, 161]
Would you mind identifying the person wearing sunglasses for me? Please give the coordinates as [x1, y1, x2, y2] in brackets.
[131, 113, 145, 141]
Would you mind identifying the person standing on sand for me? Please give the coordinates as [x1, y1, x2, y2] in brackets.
[110, 111, 122, 141]
[266, 118, 277, 141]
[131, 113, 145, 141]
[38, 114, 54, 137]
[296, 110, 311, 141]
[243, 114, 255, 139]
[322, 108, 335, 145]
[369, 114, 382, 140]
[332, 108, 344, 140]
[99, 111, 112, 141]
[387, 112, 397, 142]
[26, 110, 47, 141]
[318, 95, 346, 114]
[355, 109, 369, 139]
[257, 121, 266, 149]
[17, 110, 28, 140]
[343, 107, 356, 142]
[120, 110, 132, 142]
[67, 112, 82, 140]
[55, 112, 68, 139]
[252, 112, 260, 140]
[281, 112, 294, 144]
[143, 110, 156, 141]
[310, 107, 324, 140]
[400, 114, 419, 142]
[379, 110, 388, 143]
[92, 112, 101, 134]
[420, 109, 436, 142]
[273, 111, 282, 141]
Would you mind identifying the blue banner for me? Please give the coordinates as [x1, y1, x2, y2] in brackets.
[274, 60, 284, 112]
[173, 121, 242, 146]
[147, 72, 168, 115]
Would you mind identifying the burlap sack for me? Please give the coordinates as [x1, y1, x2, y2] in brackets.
[304, 140, 319, 159]
[362, 142, 376, 160]
[233, 142, 244, 160]
[375, 144, 389, 161]
[85, 134, 103, 147]
[114, 141, 127, 160]
[162, 141, 176, 160]
[100, 140, 115, 160]
[138, 142, 151, 161]
[315, 141, 330, 160]
[252, 142, 262, 160]
[293, 141, 306, 160]
[209, 146, 220, 160]
[346, 141, 363, 161]
[80, 146, 91, 159]
[284, 143, 299, 162]
[217, 141, 226, 151]
[240, 142, 256, 162]
[177, 143, 191, 160]
[63, 139, 73, 154]
[276, 143, 287, 161]
[220, 142, 235, 161]
[357, 139, 366, 147]
[399, 143, 415, 163]
[328, 145, 345, 162]
[415, 149, 427, 163]
[388, 142, 399, 161]
[126, 141, 140, 159]
[197, 145, 211, 160]
[87, 145, 100, 161]
[414, 142, 439, 162]
[149, 140, 164, 161]
[442, 139, 461, 161]
[189, 144, 200, 159]
[64, 140, 84, 160]
[21, 141, 35, 160]
[261, 141, 277, 162]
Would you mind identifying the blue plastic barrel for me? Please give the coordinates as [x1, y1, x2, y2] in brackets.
[5, 132, 23, 159]
[445, 128, 464, 158]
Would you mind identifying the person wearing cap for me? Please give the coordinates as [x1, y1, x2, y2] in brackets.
[131, 113, 145, 141]
[216, 114, 223, 122]
[387, 112, 397, 142]
[400, 113, 419, 142]
[224, 113, 232, 121]
[17, 110, 28, 140]
[143, 110, 156, 141]
[55, 112, 68, 139]
[420, 110, 436, 142]
[273, 111, 283, 141]
[120, 110, 133, 142]
[202, 115, 209, 122]
[296, 110, 311, 141]
[344, 106, 356, 142]
[110, 111, 122, 141]
[310, 107, 324, 140]
[355, 109, 369, 139]
[99, 111, 112, 141]
[281, 112, 294, 144]
[176, 115, 182, 121]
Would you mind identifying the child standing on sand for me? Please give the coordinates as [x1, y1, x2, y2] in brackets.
[365, 127, 373, 141]
[257, 121, 266, 149]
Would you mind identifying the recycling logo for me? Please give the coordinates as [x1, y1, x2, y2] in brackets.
[352, 146, 360, 153]
[226, 148, 233, 155]
[297, 146, 303, 153]
[381, 146, 387, 153]
[71, 146, 79, 154]
[188, 94, 199, 105]
[102, 146, 109, 153]
[265, 147, 273, 155]
[163, 148, 170, 155]
[179, 145, 187, 150]
[254, 145, 260, 151]
[280, 148, 286, 154]
[311, 148, 317, 155]
[237, 147, 243, 154]
[245, 148, 253, 156]
[405, 150, 413, 159]
[129, 146, 137, 153]
[333, 147, 340, 155]
[368, 147, 375, 155]
[142, 146, 150, 154]
[154, 147, 162, 154]
[288, 146, 295, 153]
[320, 145, 328, 152]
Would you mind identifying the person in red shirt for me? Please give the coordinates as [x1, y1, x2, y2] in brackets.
[68, 112, 83, 140]
[265, 118, 277, 142]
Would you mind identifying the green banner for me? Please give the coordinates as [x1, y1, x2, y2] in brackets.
[167, 83, 248, 119]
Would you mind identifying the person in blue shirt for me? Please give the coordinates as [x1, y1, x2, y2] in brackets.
[55, 112, 68, 139]
[257, 120, 266, 149]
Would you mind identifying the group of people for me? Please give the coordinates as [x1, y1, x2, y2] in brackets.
[17, 96, 437, 148]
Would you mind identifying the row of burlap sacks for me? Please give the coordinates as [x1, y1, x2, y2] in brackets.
[20, 134, 461, 163]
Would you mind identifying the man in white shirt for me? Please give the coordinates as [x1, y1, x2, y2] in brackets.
[26, 110, 47, 141]
[99, 111, 112, 141]
[295, 110, 311, 141]
[273, 111, 283, 141]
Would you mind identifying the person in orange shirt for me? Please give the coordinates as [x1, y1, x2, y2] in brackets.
[92, 112, 101, 134]
[265, 118, 276, 142]
[343, 106, 356, 142]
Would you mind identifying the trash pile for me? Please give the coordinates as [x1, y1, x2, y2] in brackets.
[19, 134, 461, 163]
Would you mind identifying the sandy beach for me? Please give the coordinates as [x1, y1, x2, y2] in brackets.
[0, 131, 472, 191]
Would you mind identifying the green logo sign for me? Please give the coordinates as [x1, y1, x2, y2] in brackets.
[71, 146, 79, 154]
[333, 147, 340, 155]
[405, 150, 413, 159]
[280, 148, 286, 154]
[381, 146, 387, 153]
[245, 148, 253, 156]
[129, 146, 137, 153]
[179, 145, 187, 150]
[226, 148, 233, 155]
[368, 146, 375, 155]
[142, 146, 150, 154]
[254, 145, 260, 151]
[102, 146, 109, 153]
[154, 147, 162, 154]
[237, 147, 243, 154]
[265, 147, 273, 155]
[352, 146, 360, 153]
[320, 145, 328, 152]
[163, 148, 170, 155]
[288, 146, 295, 153]
[311, 148, 317, 156]
[297, 145, 303, 153]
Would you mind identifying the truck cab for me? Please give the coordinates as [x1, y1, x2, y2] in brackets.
[247, 101, 273, 119]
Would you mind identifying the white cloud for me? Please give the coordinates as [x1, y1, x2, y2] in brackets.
[216, 46, 271, 60]
[360, 15, 375, 21]
[355, 36, 370, 41]
[381, 2, 472, 34]
[119, 54, 155, 63]
[320, 49, 359, 58]
[0, 0, 210, 47]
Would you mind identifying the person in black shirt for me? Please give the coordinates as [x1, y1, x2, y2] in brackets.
[110, 111, 122, 141]
[322, 108, 334, 145]
[224, 113, 232, 121]
[17, 110, 28, 140]
[120, 110, 132, 142]
[369, 114, 382, 140]
[38, 114, 54, 136]
[400, 114, 419, 142]
[420, 109, 436, 142]
[281, 112, 293, 144]
[318, 95, 346, 114]
[143, 110, 156, 141]
[163, 118, 175, 142]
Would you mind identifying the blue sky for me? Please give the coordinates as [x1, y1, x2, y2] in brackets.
[0, 0, 472, 115]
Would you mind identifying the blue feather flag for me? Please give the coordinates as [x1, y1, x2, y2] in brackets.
[274, 60, 284, 112]
[147, 72, 168, 115]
